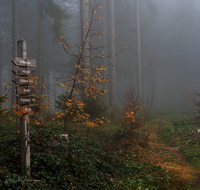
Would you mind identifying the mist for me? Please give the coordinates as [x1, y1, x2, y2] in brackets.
[2, 1, 200, 188]
[0, 0, 200, 112]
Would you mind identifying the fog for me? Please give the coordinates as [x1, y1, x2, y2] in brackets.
[1, 0, 200, 112]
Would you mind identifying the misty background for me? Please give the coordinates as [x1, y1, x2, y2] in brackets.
[0, 0, 200, 113]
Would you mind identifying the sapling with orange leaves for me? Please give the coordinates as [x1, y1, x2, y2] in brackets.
[119, 87, 145, 136]
[54, 2, 125, 133]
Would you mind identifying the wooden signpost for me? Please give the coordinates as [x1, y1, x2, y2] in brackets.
[16, 96, 37, 105]
[12, 67, 36, 76]
[12, 38, 38, 177]
[20, 105, 39, 113]
[12, 57, 36, 67]
[13, 77, 37, 86]
[16, 86, 37, 95]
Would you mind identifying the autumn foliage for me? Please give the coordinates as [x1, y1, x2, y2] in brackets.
[54, 64, 112, 131]
[53, 3, 120, 132]
[12, 76, 50, 126]
[120, 89, 145, 134]
[12, 2, 125, 132]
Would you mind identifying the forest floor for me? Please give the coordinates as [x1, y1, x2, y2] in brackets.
[145, 118, 200, 189]
[1, 109, 200, 189]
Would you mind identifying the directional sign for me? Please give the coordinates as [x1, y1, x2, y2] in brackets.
[16, 86, 37, 95]
[12, 57, 36, 67]
[12, 67, 36, 76]
[13, 77, 37, 86]
[19, 105, 39, 113]
[16, 96, 38, 105]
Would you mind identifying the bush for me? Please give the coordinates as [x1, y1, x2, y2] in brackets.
[55, 91, 107, 119]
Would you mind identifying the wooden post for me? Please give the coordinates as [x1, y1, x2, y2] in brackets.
[18, 39, 30, 177]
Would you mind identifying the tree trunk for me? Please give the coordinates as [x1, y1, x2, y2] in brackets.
[103, 0, 108, 102]
[53, 45, 56, 113]
[37, 0, 44, 99]
[46, 37, 50, 103]
[136, 0, 142, 100]
[0, 17, 2, 96]
[12, 0, 20, 107]
[81, 0, 90, 99]
[80, 0, 91, 135]
[110, 0, 116, 106]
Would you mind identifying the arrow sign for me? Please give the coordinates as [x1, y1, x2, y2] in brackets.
[13, 77, 37, 86]
[16, 96, 38, 105]
[12, 57, 36, 67]
[16, 86, 37, 95]
[19, 105, 39, 113]
[12, 67, 36, 76]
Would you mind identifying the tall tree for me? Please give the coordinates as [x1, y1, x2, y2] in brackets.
[0, 16, 2, 96]
[37, 0, 69, 98]
[110, 0, 116, 105]
[12, 0, 20, 107]
[41, 0, 69, 40]
[81, 0, 90, 99]
[37, 0, 44, 98]
[136, 0, 142, 100]
[53, 45, 57, 113]
[103, 0, 108, 101]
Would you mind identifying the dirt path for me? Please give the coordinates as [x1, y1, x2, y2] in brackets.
[141, 120, 200, 189]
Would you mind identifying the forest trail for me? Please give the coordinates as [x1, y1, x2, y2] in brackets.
[142, 119, 200, 189]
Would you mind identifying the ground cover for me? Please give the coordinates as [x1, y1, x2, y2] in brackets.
[1, 110, 200, 189]
[155, 111, 200, 189]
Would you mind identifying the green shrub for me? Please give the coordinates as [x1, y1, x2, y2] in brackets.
[55, 91, 107, 119]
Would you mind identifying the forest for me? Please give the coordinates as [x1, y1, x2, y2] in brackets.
[1, 0, 200, 189]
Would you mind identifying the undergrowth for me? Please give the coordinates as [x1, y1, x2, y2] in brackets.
[157, 116, 200, 171]
[0, 108, 196, 189]
[0, 120, 190, 190]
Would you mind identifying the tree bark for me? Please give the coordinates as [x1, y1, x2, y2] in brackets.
[37, 0, 44, 99]
[136, 0, 142, 100]
[110, 0, 116, 106]
[0, 17, 2, 96]
[81, 0, 90, 99]
[46, 36, 50, 103]
[81, 0, 91, 136]
[53, 45, 56, 113]
[103, 0, 108, 102]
